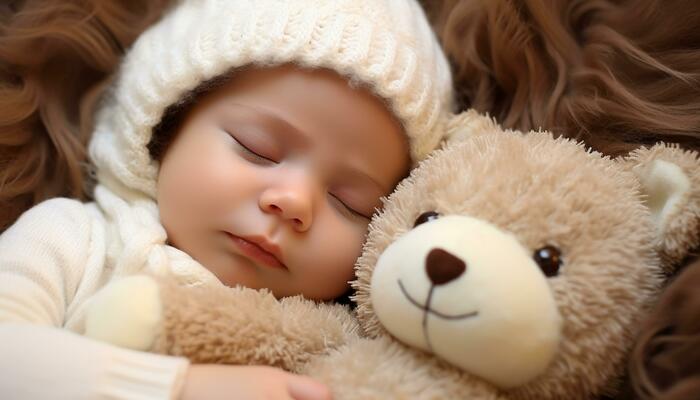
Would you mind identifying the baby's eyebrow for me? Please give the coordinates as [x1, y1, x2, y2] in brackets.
[340, 165, 387, 195]
[229, 102, 310, 147]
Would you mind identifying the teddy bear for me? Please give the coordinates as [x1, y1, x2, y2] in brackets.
[85, 111, 700, 399]
[298, 111, 700, 400]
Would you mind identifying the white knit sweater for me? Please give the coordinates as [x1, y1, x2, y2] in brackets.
[0, 185, 221, 399]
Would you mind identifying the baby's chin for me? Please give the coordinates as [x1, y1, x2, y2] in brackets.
[287, 277, 354, 301]
[194, 251, 352, 301]
[265, 274, 352, 301]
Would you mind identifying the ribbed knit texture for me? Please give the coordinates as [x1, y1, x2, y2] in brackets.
[0, 324, 188, 400]
[90, 0, 454, 199]
[0, 197, 205, 399]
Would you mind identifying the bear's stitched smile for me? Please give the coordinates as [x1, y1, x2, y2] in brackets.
[398, 280, 479, 320]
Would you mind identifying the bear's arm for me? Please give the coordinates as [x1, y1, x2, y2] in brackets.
[86, 275, 360, 372]
[302, 335, 507, 400]
[151, 277, 361, 372]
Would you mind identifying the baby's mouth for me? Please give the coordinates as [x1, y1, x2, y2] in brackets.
[226, 232, 287, 270]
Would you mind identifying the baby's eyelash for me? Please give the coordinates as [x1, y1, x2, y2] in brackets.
[329, 193, 369, 220]
[227, 131, 277, 164]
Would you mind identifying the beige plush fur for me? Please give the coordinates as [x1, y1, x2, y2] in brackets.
[623, 145, 700, 270]
[150, 277, 360, 372]
[87, 111, 700, 399]
[344, 111, 700, 399]
[304, 336, 504, 399]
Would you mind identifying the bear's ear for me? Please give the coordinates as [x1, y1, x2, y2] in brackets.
[444, 109, 505, 145]
[618, 143, 700, 271]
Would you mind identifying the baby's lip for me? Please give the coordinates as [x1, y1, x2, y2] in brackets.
[226, 232, 287, 269]
[243, 234, 284, 262]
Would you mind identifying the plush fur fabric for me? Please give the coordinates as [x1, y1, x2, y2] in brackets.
[623, 146, 700, 270]
[347, 111, 700, 399]
[303, 336, 504, 400]
[151, 277, 360, 373]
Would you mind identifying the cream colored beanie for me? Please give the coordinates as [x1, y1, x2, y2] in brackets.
[89, 0, 454, 199]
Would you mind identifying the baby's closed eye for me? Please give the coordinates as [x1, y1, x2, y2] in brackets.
[328, 192, 371, 220]
[225, 129, 278, 165]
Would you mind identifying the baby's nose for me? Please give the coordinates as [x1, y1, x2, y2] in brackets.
[259, 187, 313, 231]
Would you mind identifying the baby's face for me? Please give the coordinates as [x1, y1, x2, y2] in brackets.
[156, 65, 410, 300]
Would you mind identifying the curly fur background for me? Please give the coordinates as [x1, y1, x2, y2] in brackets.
[421, 0, 700, 155]
[622, 258, 700, 400]
[0, 0, 172, 232]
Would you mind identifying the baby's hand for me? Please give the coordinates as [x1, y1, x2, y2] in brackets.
[180, 364, 332, 400]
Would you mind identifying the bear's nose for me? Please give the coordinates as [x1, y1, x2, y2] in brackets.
[425, 248, 466, 285]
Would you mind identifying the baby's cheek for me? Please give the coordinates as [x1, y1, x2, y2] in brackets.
[307, 218, 366, 294]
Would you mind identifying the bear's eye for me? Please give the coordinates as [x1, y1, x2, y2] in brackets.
[414, 211, 440, 227]
[533, 245, 562, 277]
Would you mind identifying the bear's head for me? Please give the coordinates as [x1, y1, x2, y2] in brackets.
[352, 111, 700, 399]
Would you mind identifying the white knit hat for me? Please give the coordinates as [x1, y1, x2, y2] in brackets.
[89, 0, 454, 199]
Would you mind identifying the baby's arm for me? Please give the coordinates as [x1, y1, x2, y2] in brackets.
[0, 199, 187, 399]
[181, 364, 331, 400]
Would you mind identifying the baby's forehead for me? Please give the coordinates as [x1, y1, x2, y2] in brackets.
[191, 66, 411, 190]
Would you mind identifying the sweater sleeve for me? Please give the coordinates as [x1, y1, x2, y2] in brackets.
[0, 198, 189, 399]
